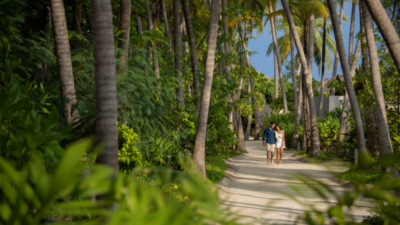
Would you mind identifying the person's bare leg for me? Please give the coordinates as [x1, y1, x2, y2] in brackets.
[267, 151, 270, 165]
[270, 151, 274, 165]
[276, 149, 279, 165]
[279, 149, 283, 164]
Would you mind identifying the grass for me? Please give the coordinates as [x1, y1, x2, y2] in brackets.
[335, 169, 381, 184]
[296, 150, 349, 162]
[206, 151, 242, 185]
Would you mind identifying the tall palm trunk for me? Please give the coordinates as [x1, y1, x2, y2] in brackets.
[307, 14, 317, 156]
[274, 53, 279, 99]
[337, 2, 358, 142]
[173, 0, 185, 108]
[91, 0, 119, 169]
[51, 0, 78, 123]
[182, 0, 200, 108]
[327, 0, 367, 161]
[290, 32, 297, 112]
[361, 1, 398, 175]
[235, 56, 247, 152]
[359, 6, 380, 156]
[192, 0, 220, 177]
[282, 0, 321, 156]
[302, 25, 311, 152]
[75, 0, 83, 36]
[244, 77, 252, 140]
[118, 0, 131, 72]
[363, 0, 400, 73]
[291, 32, 302, 149]
[318, 17, 327, 117]
[161, 0, 174, 54]
[146, 0, 160, 79]
[330, 0, 344, 96]
[269, 1, 288, 113]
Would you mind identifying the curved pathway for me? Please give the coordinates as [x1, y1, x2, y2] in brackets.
[218, 141, 370, 224]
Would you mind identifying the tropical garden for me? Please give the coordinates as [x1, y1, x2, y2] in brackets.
[2, 0, 400, 224]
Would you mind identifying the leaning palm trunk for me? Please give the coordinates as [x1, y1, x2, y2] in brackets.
[282, 0, 321, 156]
[302, 25, 311, 152]
[307, 13, 316, 156]
[269, 1, 288, 113]
[91, 0, 119, 169]
[117, 0, 131, 72]
[327, 0, 367, 161]
[318, 18, 327, 117]
[337, 2, 357, 142]
[361, 0, 398, 175]
[51, 0, 78, 123]
[330, 1, 344, 96]
[235, 57, 247, 152]
[192, 0, 220, 177]
[360, 7, 380, 156]
[182, 0, 201, 108]
[173, 0, 185, 108]
[146, 0, 160, 79]
[274, 53, 279, 99]
[363, 0, 400, 74]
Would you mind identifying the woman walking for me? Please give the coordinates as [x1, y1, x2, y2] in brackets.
[275, 124, 285, 165]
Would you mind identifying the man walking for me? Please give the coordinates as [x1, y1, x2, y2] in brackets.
[263, 121, 276, 165]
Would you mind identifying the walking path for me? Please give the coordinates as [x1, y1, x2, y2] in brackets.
[218, 141, 371, 224]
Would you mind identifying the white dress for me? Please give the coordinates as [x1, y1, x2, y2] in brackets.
[275, 131, 285, 148]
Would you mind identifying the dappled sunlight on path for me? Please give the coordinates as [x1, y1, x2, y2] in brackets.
[218, 141, 371, 224]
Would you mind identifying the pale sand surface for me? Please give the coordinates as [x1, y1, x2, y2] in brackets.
[218, 140, 371, 224]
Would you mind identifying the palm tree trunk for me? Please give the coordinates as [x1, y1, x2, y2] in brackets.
[192, 0, 220, 177]
[161, 0, 174, 54]
[302, 24, 311, 152]
[359, 7, 380, 156]
[75, 0, 83, 36]
[318, 18, 327, 117]
[330, 1, 344, 96]
[290, 32, 297, 112]
[91, 0, 119, 169]
[118, 0, 131, 72]
[274, 52, 279, 99]
[136, 16, 149, 77]
[269, 1, 288, 113]
[244, 78, 252, 140]
[363, 0, 400, 74]
[337, 2, 359, 142]
[222, 0, 234, 134]
[327, 0, 367, 160]
[182, 0, 200, 108]
[361, 1, 398, 175]
[51, 0, 78, 123]
[146, 0, 160, 79]
[282, 0, 321, 156]
[291, 67, 303, 149]
[235, 56, 248, 152]
[173, 0, 185, 108]
[251, 79, 261, 140]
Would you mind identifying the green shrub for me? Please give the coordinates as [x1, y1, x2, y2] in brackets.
[118, 122, 144, 172]
[318, 115, 340, 151]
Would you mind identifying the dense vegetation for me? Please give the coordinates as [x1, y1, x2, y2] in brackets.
[2, 0, 400, 224]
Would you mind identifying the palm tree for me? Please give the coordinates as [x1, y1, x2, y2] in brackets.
[135, 16, 149, 77]
[281, 0, 321, 156]
[361, 0, 398, 173]
[268, 0, 288, 113]
[290, 32, 297, 112]
[363, 0, 400, 73]
[290, 32, 302, 149]
[173, 0, 185, 108]
[327, 0, 367, 161]
[118, 0, 131, 72]
[50, 0, 78, 123]
[160, 0, 174, 54]
[91, 0, 119, 169]
[318, 15, 327, 117]
[192, 0, 220, 177]
[75, 0, 83, 36]
[146, 0, 160, 79]
[221, 0, 234, 133]
[182, 0, 201, 108]
[330, 0, 344, 96]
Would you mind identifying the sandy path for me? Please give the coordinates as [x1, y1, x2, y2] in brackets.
[218, 140, 371, 224]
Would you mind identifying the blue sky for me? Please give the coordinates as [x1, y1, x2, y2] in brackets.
[248, 2, 361, 81]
